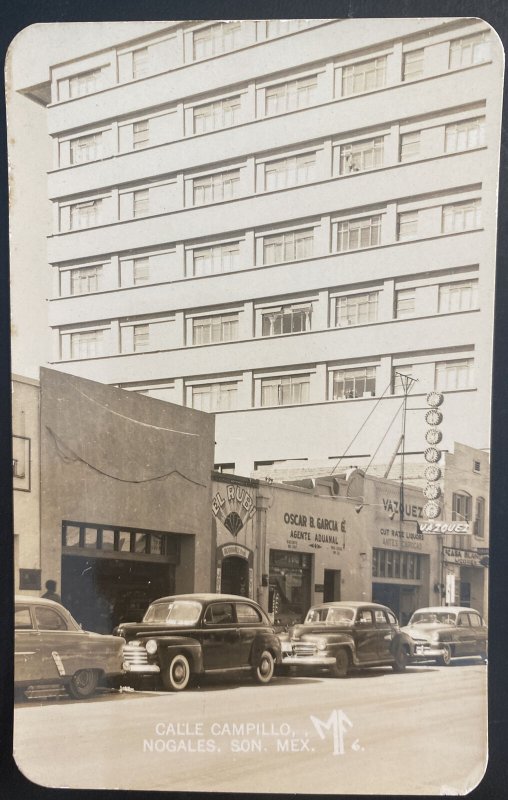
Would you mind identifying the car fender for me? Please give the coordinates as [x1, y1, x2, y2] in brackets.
[390, 631, 412, 656]
[143, 635, 204, 673]
[323, 634, 356, 663]
[249, 632, 283, 665]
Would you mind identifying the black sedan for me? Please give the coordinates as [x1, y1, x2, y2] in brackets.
[115, 593, 282, 691]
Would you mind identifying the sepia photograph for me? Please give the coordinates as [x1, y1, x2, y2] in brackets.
[5, 13, 504, 795]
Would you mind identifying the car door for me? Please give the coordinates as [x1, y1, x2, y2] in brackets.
[234, 602, 263, 665]
[33, 604, 79, 681]
[455, 611, 475, 655]
[374, 608, 395, 661]
[201, 602, 241, 670]
[353, 608, 379, 662]
[15, 604, 44, 684]
[467, 611, 487, 655]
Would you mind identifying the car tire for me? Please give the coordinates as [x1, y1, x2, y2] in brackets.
[253, 650, 275, 684]
[329, 648, 349, 678]
[392, 645, 408, 672]
[68, 669, 99, 699]
[161, 654, 191, 691]
[436, 644, 452, 666]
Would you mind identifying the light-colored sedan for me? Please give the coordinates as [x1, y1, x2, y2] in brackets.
[401, 606, 487, 666]
[15, 595, 125, 699]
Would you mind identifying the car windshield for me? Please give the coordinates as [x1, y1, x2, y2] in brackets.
[143, 600, 202, 625]
[304, 607, 355, 624]
[410, 611, 457, 625]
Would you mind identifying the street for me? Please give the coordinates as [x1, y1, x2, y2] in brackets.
[14, 659, 487, 795]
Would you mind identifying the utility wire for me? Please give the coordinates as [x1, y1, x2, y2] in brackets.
[364, 398, 406, 475]
[330, 379, 393, 475]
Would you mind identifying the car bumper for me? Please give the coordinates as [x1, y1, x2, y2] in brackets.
[408, 645, 447, 660]
[281, 655, 337, 666]
[123, 662, 160, 673]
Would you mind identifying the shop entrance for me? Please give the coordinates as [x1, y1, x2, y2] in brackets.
[323, 569, 341, 602]
[62, 555, 175, 633]
[372, 584, 419, 625]
[269, 550, 312, 626]
[221, 555, 249, 596]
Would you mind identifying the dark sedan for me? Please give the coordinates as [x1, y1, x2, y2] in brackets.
[15, 596, 124, 699]
[115, 593, 282, 691]
[279, 601, 413, 677]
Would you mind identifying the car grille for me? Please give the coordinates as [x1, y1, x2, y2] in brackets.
[413, 638, 431, 649]
[123, 642, 149, 666]
[292, 642, 317, 657]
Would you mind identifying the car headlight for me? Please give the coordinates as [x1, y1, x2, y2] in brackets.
[316, 640, 327, 651]
[280, 641, 293, 653]
[145, 639, 158, 655]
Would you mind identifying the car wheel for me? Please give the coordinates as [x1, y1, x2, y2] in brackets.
[436, 644, 452, 666]
[253, 650, 275, 684]
[161, 654, 191, 691]
[68, 669, 99, 699]
[392, 645, 408, 672]
[329, 648, 349, 678]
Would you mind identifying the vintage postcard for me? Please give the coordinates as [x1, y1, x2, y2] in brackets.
[6, 16, 503, 795]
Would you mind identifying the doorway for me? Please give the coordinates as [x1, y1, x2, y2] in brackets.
[323, 569, 341, 602]
[221, 555, 249, 596]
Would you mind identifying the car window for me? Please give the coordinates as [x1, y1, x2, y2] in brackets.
[35, 607, 69, 631]
[356, 609, 374, 625]
[457, 613, 470, 627]
[374, 610, 388, 624]
[235, 603, 262, 624]
[204, 603, 235, 625]
[15, 607, 33, 630]
[326, 608, 354, 624]
[386, 610, 397, 625]
[468, 613, 482, 627]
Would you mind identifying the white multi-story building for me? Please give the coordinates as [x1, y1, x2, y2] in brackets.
[18, 18, 502, 476]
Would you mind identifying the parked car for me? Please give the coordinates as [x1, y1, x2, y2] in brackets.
[278, 601, 413, 677]
[14, 595, 125, 699]
[114, 593, 282, 691]
[401, 606, 488, 665]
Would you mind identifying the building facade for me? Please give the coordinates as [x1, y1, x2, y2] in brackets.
[17, 18, 501, 477]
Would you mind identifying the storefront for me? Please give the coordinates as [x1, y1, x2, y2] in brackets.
[441, 545, 488, 615]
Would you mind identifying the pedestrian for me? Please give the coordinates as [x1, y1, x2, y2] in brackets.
[41, 579, 61, 604]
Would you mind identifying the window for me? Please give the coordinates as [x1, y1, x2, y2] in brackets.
[392, 368, 414, 395]
[395, 289, 416, 318]
[397, 211, 418, 240]
[204, 603, 235, 624]
[357, 609, 374, 625]
[193, 242, 240, 276]
[449, 33, 490, 69]
[15, 607, 33, 630]
[438, 280, 478, 313]
[400, 131, 421, 162]
[442, 200, 481, 233]
[474, 497, 485, 537]
[133, 189, 149, 218]
[403, 49, 424, 80]
[262, 304, 312, 336]
[473, 459, 481, 473]
[445, 118, 486, 153]
[435, 358, 473, 390]
[342, 57, 387, 96]
[339, 137, 384, 174]
[133, 257, 150, 285]
[133, 324, 149, 352]
[266, 19, 313, 37]
[214, 463, 235, 474]
[191, 382, 238, 412]
[70, 265, 102, 295]
[70, 330, 104, 359]
[133, 120, 149, 149]
[263, 229, 314, 264]
[335, 292, 379, 326]
[193, 96, 241, 133]
[192, 313, 239, 345]
[132, 47, 149, 78]
[332, 367, 376, 399]
[261, 375, 310, 406]
[337, 215, 381, 251]
[193, 22, 242, 59]
[70, 133, 102, 164]
[35, 607, 68, 631]
[235, 603, 262, 623]
[265, 76, 318, 114]
[452, 491, 472, 522]
[69, 69, 102, 98]
[193, 170, 240, 205]
[265, 153, 316, 190]
[69, 200, 102, 230]
[373, 549, 423, 579]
